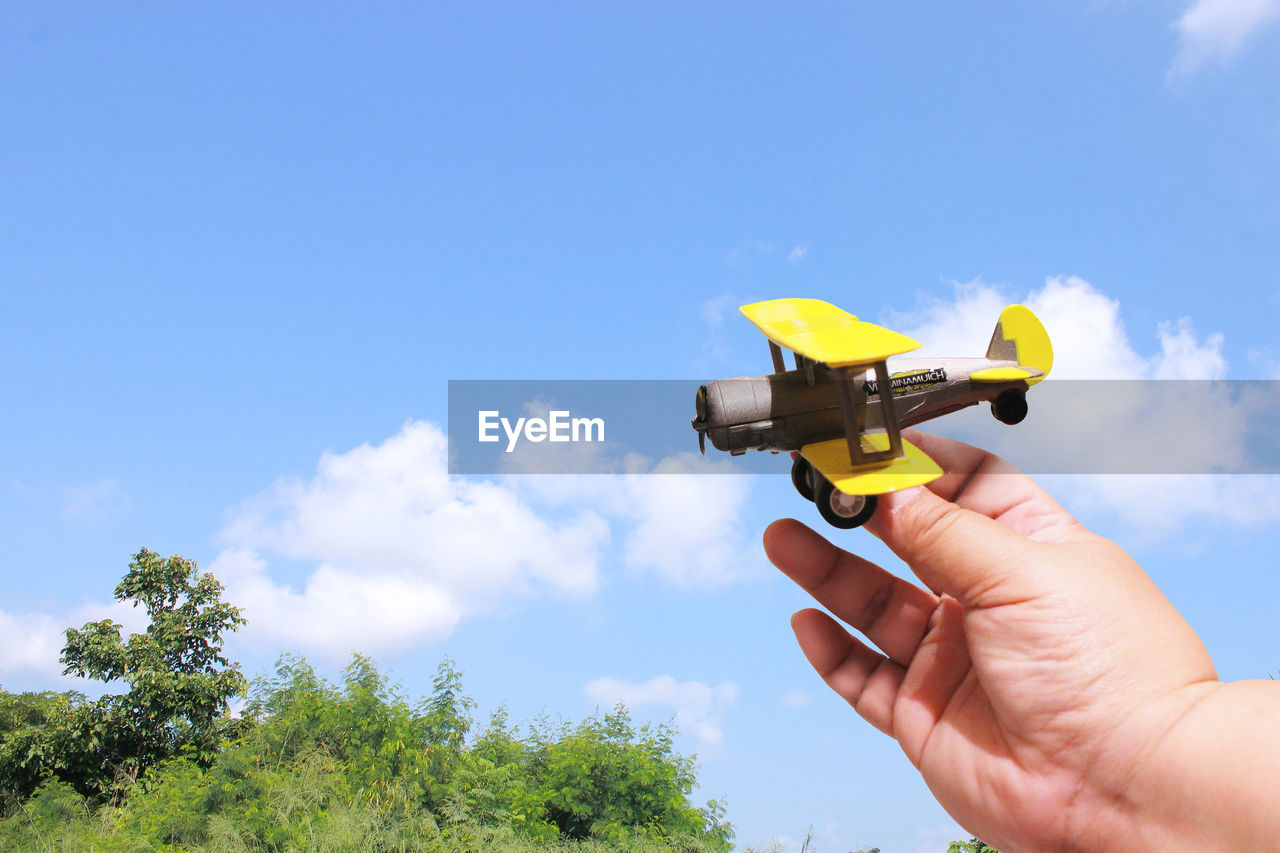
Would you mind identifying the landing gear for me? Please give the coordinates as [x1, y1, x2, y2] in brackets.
[991, 389, 1028, 425]
[790, 456, 817, 502]
[791, 454, 878, 529]
[814, 477, 878, 529]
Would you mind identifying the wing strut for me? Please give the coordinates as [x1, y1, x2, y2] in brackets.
[795, 353, 816, 386]
[768, 341, 786, 373]
[833, 362, 902, 467]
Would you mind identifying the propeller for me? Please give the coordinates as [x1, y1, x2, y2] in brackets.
[694, 385, 709, 454]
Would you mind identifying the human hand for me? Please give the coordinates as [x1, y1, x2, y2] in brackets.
[765, 430, 1248, 851]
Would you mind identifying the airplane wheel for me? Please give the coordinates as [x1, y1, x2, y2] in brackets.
[992, 389, 1028, 425]
[791, 456, 817, 502]
[815, 478, 878, 529]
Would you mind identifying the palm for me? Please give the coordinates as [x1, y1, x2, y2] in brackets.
[765, 432, 1217, 851]
[909, 597, 1106, 844]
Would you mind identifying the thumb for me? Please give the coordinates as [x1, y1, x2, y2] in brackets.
[866, 486, 1043, 609]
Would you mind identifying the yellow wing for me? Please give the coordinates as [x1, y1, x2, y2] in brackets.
[800, 434, 943, 495]
[740, 298, 921, 367]
[969, 366, 1043, 382]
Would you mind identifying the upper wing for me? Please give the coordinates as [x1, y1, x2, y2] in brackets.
[740, 298, 921, 367]
[800, 433, 943, 495]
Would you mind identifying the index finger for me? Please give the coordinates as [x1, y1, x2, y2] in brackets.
[764, 518, 939, 665]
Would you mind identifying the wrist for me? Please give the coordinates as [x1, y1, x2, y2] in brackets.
[1072, 680, 1280, 851]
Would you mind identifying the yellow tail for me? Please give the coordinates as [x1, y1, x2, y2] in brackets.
[986, 305, 1053, 384]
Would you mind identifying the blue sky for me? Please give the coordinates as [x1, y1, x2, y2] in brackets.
[3, 2, 1280, 850]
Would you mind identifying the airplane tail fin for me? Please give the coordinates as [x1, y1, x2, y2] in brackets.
[986, 305, 1053, 384]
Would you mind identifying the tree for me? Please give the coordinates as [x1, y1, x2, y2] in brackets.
[58, 547, 247, 798]
[526, 703, 732, 848]
[0, 689, 93, 815]
[4, 649, 737, 851]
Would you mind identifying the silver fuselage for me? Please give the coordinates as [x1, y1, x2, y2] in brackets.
[693, 358, 1027, 455]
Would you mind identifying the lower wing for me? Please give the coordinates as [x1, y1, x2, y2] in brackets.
[800, 434, 943, 495]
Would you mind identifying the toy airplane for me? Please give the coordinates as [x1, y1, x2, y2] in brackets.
[691, 298, 1052, 529]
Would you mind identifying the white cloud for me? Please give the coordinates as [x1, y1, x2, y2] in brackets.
[1151, 318, 1227, 379]
[63, 478, 131, 525]
[726, 240, 776, 265]
[1023, 276, 1152, 379]
[620, 454, 760, 589]
[694, 292, 738, 370]
[7, 419, 752, 686]
[781, 689, 812, 709]
[213, 421, 610, 660]
[788, 245, 809, 265]
[1245, 348, 1280, 379]
[914, 822, 970, 853]
[583, 674, 738, 749]
[1057, 473, 1280, 538]
[1170, 0, 1280, 77]
[702, 292, 736, 330]
[0, 599, 150, 687]
[888, 274, 1228, 382]
[504, 451, 764, 591]
[884, 276, 1280, 531]
[209, 548, 463, 659]
[0, 609, 66, 683]
[212, 422, 761, 661]
[887, 275, 1163, 379]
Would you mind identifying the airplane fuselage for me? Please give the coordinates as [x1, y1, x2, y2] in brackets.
[692, 357, 1030, 456]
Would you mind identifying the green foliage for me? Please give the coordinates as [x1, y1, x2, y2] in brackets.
[0, 690, 97, 817]
[1, 549, 732, 850]
[55, 548, 248, 801]
[0, 652, 733, 851]
[0, 777, 105, 852]
[948, 840, 999, 853]
[1, 548, 247, 812]
[242, 653, 448, 823]
[529, 703, 727, 846]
